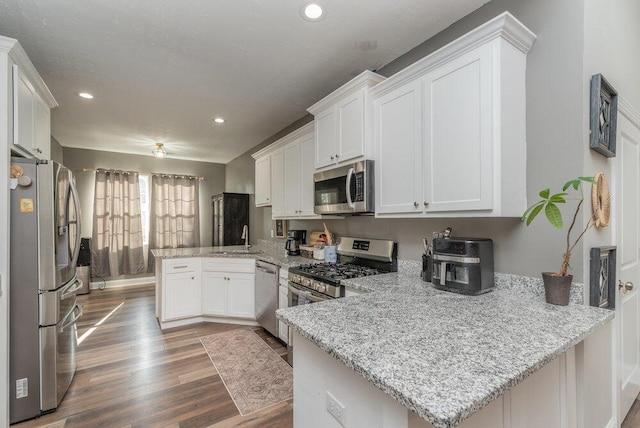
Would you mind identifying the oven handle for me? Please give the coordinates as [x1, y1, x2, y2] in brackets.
[346, 167, 355, 209]
[288, 283, 330, 303]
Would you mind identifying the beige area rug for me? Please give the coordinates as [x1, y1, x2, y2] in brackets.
[200, 329, 293, 415]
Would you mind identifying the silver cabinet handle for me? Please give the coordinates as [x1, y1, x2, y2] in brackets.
[335, 154, 339, 158]
[34, 147, 43, 154]
[413, 201, 419, 208]
[619, 280, 634, 293]
[424, 201, 429, 207]
[173, 265, 188, 269]
[330, 155, 335, 160]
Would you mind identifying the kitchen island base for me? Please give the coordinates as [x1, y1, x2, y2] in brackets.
[292, 321, 614, 428]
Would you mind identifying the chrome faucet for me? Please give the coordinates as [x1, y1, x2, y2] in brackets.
[241, 224, 250, 249]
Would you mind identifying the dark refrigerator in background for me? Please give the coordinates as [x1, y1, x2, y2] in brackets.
[212, 192, 249, 246]
[9, 158, 83, 423]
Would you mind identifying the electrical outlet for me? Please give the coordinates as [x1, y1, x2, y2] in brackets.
[326, 391, 346, 426]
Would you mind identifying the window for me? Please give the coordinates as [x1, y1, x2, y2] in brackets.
[139, 175, 150, 245]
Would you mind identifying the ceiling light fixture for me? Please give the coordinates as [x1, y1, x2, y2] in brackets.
[152, 143, 167, 158]
[301, 3, 324, 21]
[78, 92, 94, 99]
[213, 117, 225, 124]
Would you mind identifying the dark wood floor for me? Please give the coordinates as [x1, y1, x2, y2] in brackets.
[13, 284, 293, 428]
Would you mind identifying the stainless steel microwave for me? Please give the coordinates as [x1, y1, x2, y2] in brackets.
[313, 160, 374, 215]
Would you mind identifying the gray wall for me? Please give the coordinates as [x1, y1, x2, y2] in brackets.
[63, 147, 225, 246]
[50, 135, 63, 164]
[226, 0, 590, 280]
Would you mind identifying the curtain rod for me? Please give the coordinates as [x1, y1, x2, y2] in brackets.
[79, 168, 205, 181]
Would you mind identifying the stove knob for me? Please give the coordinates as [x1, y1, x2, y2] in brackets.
[318, 284, 326, 293]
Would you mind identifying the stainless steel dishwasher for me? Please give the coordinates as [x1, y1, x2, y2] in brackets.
[255, 260, 279, 337]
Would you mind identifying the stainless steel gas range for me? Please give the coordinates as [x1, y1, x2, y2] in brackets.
[286, 236, 397, 364]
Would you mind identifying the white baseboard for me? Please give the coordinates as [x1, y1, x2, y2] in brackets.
[605, 418, 616, 428]
[90, 276, 155, 289]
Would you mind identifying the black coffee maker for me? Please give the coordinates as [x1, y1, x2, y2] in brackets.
[285, 230, 307, 256]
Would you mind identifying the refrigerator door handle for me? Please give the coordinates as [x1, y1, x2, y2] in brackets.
[60, 304, 83, 333]
[69, 178, 82, 268]
[61, 278, 83, 300]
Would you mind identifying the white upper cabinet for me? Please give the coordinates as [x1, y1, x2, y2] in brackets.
[254, 122, 320, 220]
[1, 37, 57, 160]
[308, 71, 385, 170]
[254, 154, 271, 206]
[372, 12, 536, 218]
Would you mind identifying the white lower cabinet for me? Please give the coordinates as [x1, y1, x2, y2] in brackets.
[163, 271, 200, 321]
[201, 272, 227, 316]
[227, 273, 256, 318]
[157, 257, 256, 329]
[278, 284, 289, 343]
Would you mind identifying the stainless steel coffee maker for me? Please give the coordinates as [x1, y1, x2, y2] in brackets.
[431, 237, 494, 295]
[285, 230, 307, 256]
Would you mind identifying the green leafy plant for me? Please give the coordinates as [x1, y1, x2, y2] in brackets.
[522, 176, 596, 277]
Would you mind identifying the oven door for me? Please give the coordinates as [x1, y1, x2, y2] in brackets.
[288, 282, 332, 306]
[287, 282, 332, 366]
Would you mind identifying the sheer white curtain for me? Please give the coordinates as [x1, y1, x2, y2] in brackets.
[92, 169, 146, 277]
[148, 174, 200, 272]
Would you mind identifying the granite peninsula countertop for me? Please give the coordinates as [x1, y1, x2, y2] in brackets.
[150, 243, 311, 270]
[277, 264, 614, 428]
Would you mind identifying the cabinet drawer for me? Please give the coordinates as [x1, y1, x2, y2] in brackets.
[164, 259, 197, 274]
[202, 257, 255, 273]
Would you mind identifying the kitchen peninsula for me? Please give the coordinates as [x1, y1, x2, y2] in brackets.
[277, 265, 614, 428]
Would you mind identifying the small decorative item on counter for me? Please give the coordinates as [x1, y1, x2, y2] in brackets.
[313, 244, 325, 260]
[299, 245, 314, 259]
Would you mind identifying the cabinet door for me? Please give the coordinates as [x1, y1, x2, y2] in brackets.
[227, 273, 255, 318]
[254, 155, 271, 206]
[423, 44, 493, 212]
[202, 272, 228, 316]
[374, 80, 424, 214]
[271, 148, 285, 218]
[13, 64, 35, 155]
[283, 141, 301, 216]
[337, 91, 365, 163]
[314, 108, 337, 168]
[278, 285, 289, 343]
[163, 272, 200, 321]
[299, 133, 317, 216]
[34, 93, 51, 160]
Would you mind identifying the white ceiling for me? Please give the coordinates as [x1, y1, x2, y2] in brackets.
[0, 0, 489, 164]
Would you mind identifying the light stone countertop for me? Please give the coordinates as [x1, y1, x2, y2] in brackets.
[277, 262, 614, 428]
[150, 241, 314, 270]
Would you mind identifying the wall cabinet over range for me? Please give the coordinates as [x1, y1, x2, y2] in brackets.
[1, 36, 57, 160]
[155, 257, 257, 330]
[308, 71, 385, 170]
[371, 12, 536, 217]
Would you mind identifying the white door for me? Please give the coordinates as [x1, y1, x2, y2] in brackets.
[314, 108, 337, 168]
[201, 271, 227, 316]
[337, 91, 364, 163]
[283, 141, 301, 217]
[270, 148, 285, 218]
[299, 133, 317, 216]
[227, 273, 256, 318]
[616, 108, 640, 421]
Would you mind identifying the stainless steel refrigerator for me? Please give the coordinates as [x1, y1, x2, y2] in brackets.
[9, 158, 83, 423]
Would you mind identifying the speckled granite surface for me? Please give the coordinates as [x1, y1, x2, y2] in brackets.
[278, 262, 613, 428]
[151, 240, 312, 269]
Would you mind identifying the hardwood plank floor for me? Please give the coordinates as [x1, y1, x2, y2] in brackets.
[12, 284, 293, 428]
[622, 396, 640, 428]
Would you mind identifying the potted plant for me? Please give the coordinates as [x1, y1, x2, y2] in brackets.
[522, 176, 596, 305]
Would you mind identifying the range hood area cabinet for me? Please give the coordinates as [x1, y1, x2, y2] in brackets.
[1, 36, 57, 160]
[308, 71, 386, 170]
[372, 12, 536, 218]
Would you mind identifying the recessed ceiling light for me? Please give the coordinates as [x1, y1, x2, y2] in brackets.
[78, 92, 94, 99]
[213, 117, 225, 124]
[301, 3, 324, 21]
